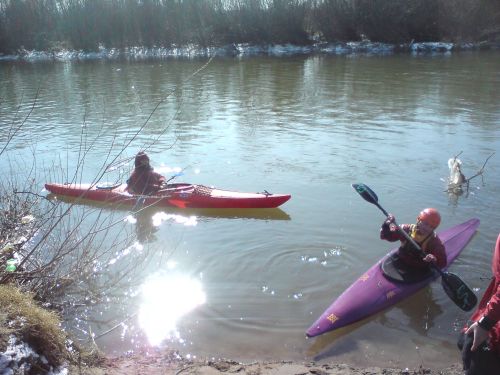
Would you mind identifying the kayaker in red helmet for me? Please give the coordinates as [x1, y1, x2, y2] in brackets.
[380, 208, 446, 271]
[126, 151, 166, 195]
[458, 233, 500, 374]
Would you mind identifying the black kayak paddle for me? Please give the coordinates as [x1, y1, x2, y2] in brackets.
[352, 183, 477, 312]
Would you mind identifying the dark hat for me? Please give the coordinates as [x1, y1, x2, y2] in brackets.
[135, 152, 150, 168]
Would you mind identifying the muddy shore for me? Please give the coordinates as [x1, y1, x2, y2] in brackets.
[73, 348, 464, 375]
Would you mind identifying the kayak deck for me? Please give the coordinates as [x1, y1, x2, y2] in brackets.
[44, 182, 291, 209]
[306, 218, 480, 338]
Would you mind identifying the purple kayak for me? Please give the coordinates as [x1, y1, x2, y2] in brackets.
[306, 218, 480, 338]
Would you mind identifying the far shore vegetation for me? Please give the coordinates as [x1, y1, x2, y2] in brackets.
[1, 0, 500, 55]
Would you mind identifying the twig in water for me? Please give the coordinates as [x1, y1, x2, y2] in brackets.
[466, 152, 495, 182]
[446, 152, 495, 193]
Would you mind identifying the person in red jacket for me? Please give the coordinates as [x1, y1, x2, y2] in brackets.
[458, 233, 500, 374]
[126, 151, 166, 195]
[380, 208, 447, 271]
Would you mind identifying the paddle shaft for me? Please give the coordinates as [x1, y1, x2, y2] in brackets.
[165, 164, 192, 184]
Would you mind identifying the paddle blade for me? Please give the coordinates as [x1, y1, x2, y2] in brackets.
[352, 183, 378, 205]
[441, 272, 477, 311]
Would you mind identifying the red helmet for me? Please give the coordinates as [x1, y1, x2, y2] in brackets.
[417, 208, 441, 229]
[134, 152, 150, 168]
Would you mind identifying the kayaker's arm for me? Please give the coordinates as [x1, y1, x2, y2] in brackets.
[475, 231, 500, 327]
[426, 236, 446, 269]
[151, 173, 167, 191]
[480, 284, 500, 329]
[380, 215, 410, 242]
[465, 295, 499, 352]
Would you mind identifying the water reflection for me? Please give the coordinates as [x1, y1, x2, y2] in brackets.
[128, 210, 198, 243]
[308, 320, 369, 361]
[138, 272, 206, 346]
[127, 211, 157, 243]
[381, 288, 443, 336]
[446, 189, 464, 207]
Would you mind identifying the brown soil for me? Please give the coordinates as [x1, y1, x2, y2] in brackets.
[70, 349, 464, 375]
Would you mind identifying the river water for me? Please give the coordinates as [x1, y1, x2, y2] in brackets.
[1, 51, 500, 369]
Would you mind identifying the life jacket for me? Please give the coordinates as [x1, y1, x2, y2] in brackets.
[398, 224, 434, 269]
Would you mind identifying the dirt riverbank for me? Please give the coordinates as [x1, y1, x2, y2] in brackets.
[72, 348, 464, 375]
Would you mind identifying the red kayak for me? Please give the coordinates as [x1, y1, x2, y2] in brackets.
[44, 182, 291, 209]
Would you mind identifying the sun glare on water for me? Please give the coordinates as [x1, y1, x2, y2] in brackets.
[138, 273, 206, 346]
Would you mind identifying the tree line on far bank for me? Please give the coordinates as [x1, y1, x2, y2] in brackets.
[0, 0, 499, 54]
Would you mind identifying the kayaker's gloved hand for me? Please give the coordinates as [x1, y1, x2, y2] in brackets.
[423, 253, 437, 263]
[380, 214, 399, 239]
[382, 214, 397, 231]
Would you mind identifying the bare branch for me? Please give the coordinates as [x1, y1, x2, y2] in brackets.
[466, 152, 495, 182]
[0, 88, 40, 156]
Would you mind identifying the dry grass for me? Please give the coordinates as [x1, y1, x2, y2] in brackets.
[0, 284, 69, 366]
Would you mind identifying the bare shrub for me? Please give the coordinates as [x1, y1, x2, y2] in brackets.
[312, 0, 359, 42]
[437, 0, 500, 42]
[0, 92, 156, 359]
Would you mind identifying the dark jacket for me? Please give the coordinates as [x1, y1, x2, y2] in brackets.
[380, 222, 446, 269]
[126, 166, 166, 195]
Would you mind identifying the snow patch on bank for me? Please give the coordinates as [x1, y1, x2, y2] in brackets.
[0, 40, 497, 62]
[0, 335, 67, 375]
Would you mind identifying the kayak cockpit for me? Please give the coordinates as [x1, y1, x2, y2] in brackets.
[380, 253, 435, 284]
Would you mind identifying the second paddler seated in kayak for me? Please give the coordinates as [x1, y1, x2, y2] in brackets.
[126, 151, 166, 195]
[379, 208, 446, 282]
